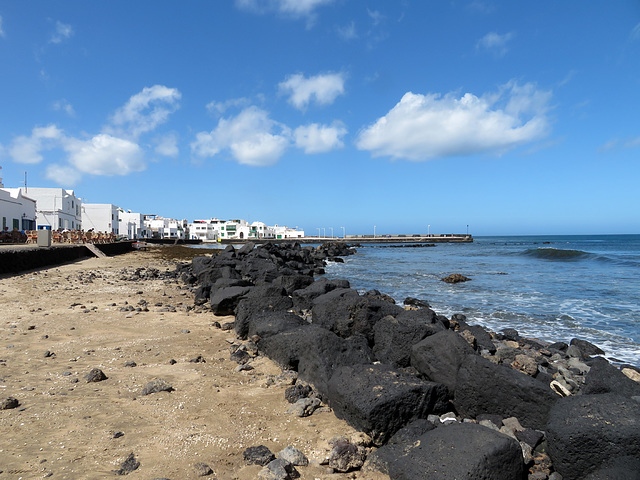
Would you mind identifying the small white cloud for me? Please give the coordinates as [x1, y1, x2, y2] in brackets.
[50, 21, 73, 44]
[476, 31, 514, 57]
[631, 22, 640, 41]
[53, 99, 75, 117]
[9, 125, 65, 164]
[45, 164, 83, 187]
[236, 0, 334, 21]
[367, 9, 384, 26]
[64, 134, 145, 176]
[108, 85, 181, 139]
[0, 15, 6, 38]
[336, 21, 357, 40]
[191, 106, 290, 166]
[294, 121, 347, 153]
[206, 97, 252, 116]
[356, 82, 551, 161]
[279, 72, 346, 110]
[154, 133, 179, 157]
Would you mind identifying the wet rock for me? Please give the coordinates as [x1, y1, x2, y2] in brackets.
[1, 396, 20, 410]
[403, 297, 431, 308]
[441, 273, 471, 283]
[141, 379, 173, 395]
[243, 445, 276, 466]
[113, 453, 140, 475]
[570, 338, 605, 357]
[85, 368, 107, 383]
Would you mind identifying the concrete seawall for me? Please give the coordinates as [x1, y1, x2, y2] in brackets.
[0, 242, 134, 275]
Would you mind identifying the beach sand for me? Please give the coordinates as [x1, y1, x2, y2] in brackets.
[0, 250, 389, 480]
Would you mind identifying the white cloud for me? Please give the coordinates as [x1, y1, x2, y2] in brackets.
[206, 97, 252, 116]
[108, 85, 181, 139]
[9, 125, 65, 164]
[0, 15, 5, 38]
[154, 133, 179, 157]
[356, 82, 551, 161]
[191, 106, 291, 166]
[367, 9, 384, 26]
[631, 22, 640, 41]
[45, 164, 83, 187]
[476, 32, 514, 57]
[294, 122, 347, 153]
[336, 21, 357, 40]
[236, 0, 334, 20]
[53, 99, 75, 117]
[279, 72, 345, 110]
[64, 134, 145, 176]
[50, 21, 73, 44]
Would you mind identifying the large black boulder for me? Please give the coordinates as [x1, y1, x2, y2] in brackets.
[209, 285, 252, 316]
[327, 363, 449, 445]
[546, 393, 640, 480]
[464, 324, 497, 354]
[373, 310, 444, 368]
[272, 274, 314, 295]
[454, 354, 558, 430]
[583, 356, 640, 398]
[234, 295, 294, 339]
[411, 329, 476, 394]
[365, 422, 524, 480]
[237, 257, 279, 283]
[311, 295, 403, 344]
[258, 325, 373, 397]
[291, 277, 349, 311]
[244, 311, 306, 340]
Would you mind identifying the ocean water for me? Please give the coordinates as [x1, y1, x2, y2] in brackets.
[323, 235, 640, 367]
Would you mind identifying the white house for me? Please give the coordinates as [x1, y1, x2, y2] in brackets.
[188, 218, 221, 242]
[82, 203, 120, 235]
[0, 167, 37, 231]
[13, 187, 82, 231]
[271, 224, 305, 239]
[118, 210, 148, 239]
[144, 215, 185, 240]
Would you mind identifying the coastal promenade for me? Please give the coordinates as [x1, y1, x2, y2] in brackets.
[221, 234, 473, 245]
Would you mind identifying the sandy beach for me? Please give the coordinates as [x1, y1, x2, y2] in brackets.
[0, 249, 389, 480]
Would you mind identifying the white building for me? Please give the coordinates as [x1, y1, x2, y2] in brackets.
[0, 167, 37, 231]
[187, 217, 304, 241]
[82, 203, 120, 235]
[118, 210, 148, 239]
[13, 187, 82, 231]
[271, 224, 305, 239]
[188, 218, 222, 242]
[144, 215, 185, 240]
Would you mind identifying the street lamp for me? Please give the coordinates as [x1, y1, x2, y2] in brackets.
[330, 227, 333, 238]
[317, 227, 321, 238]
[322, 228, 326, 238]
[467, 224, 469, 236]
[341, 226, 345, 238]
[374, 225, 376, 238]
[428, 225, 430, 236]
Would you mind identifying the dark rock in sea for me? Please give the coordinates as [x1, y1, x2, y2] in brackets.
[284, 383, 312, 404]
[193, 462, 213, 476]
[113, 453, 140, 475]
[373, 311, 444, 368]
[243, 445, 276, 466]
[85, 368, 107, 383]
[277, 446, 308, 467]
[328, 440, 365, 473]
[209, 285, 252, 315]
[327, 363, 449, 445]
[570, 338, 605, 357]
[365, 422, 523, 480]
[234, 295, 294, 339]
[258, 325, 373, 398]
[583, 356, 640, 398]
[141, 378, 173, 395]
[403, 297, 431, 308]
[1, 396, 20, 410]
[454, 355, 558, 430]
[411, 330, 476, 394]
[258, 458, 299, 480]
[546, 393, 640, 480]
[441, 273, 471, 283]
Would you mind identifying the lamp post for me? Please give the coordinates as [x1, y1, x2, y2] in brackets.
[428, 225, 430, 236]
[467, 224, 469, 236]
[341, 226, 345, 238]
[374, 225, 376, 238]
[317, 227, 321, 238]
[330, 227, 333, 239]
[322, 228, 326, 238]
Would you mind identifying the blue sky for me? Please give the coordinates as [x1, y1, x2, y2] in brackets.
[0, 1, 639, 236]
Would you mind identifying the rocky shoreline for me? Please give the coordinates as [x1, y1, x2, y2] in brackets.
[181, 241, 640, 480]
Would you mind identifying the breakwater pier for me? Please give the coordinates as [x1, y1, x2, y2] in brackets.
[221, 234, 473, 245]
